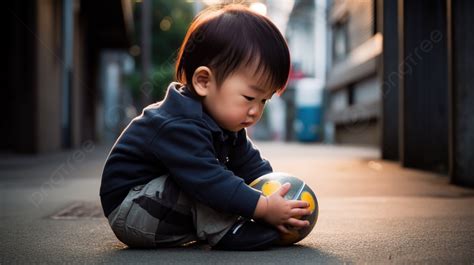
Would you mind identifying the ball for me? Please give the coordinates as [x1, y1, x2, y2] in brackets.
[249, 172, 319, 245]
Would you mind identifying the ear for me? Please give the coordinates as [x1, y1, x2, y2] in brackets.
[192, 66, 214, 97]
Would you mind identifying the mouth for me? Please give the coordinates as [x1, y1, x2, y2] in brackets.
[241, 122, 253, 127]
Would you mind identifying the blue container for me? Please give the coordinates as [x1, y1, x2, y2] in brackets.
[296, 106, 322, 141]
[294, 78, 323, 142]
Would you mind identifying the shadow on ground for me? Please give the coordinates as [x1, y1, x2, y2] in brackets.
[99, 243, 342, 264]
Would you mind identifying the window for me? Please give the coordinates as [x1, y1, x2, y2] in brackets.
[332, 21, 349, 62]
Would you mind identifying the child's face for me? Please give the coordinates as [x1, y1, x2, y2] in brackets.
[202, 67, 274, 132]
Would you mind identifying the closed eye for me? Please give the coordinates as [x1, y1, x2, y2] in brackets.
[244, 96, 255, 101]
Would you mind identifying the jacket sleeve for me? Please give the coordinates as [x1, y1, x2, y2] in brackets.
[227, 129, 273, 184]
[150, 118, 261, 218]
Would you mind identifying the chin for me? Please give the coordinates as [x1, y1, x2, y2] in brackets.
[228, 126, 244, 132]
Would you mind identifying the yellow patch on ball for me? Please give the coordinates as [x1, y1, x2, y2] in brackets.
[261, 180, 281, 196]
[301, 191, 316, 214]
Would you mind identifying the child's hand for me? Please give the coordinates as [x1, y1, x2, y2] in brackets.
[254, 183, 312, 233]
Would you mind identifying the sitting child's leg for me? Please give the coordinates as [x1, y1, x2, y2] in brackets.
[191, 198, 239, 246]
[108, 176, 199, 248]
[107, 175, 279, 250]
[190, 191, 280, 251]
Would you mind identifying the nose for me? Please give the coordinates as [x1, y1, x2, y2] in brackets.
[248, 104, 262, 117]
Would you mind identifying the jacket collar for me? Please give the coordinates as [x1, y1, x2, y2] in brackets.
[161, 82, 239, 144]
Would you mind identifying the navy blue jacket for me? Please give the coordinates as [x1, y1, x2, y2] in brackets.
[100, 83, 272, 218]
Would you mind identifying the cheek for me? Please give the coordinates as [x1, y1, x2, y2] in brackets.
[232, 105, 248, 118]
[226, 104, 248, 121]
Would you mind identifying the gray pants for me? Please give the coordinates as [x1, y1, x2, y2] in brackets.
[107, 175, 238, 248]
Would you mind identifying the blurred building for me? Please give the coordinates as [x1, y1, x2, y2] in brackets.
[380, 0, 473, 187]
[325, 0, 382, 146]
[265, 0, 297, 141]
[4, 0, 134, 153]
[283, 0, 328, 142]
[323, 0, 473, 186]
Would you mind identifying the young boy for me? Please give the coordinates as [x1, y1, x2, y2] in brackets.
[100, 4, 311, 250]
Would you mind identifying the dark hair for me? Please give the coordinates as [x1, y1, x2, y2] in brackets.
[175, 4, 290, 95]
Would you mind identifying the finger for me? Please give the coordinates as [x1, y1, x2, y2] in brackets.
[289, 200, 309, 208]
[290, 208, 312, 216]
[277, 224, 290, 234]
[286, 218, 310, 228]
[278, 182, 291, 196]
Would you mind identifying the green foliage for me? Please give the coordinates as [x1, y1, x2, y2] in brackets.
[126, 0, 194, 102]
[150, 0, 194, 67]
[123, 71, 142, 100]
[150, 63, 175, 100]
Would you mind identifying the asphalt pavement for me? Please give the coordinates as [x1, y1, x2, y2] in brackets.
[1, 142, 473, 264]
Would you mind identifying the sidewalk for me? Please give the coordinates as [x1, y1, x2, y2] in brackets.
[1, 142, 473, 264]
